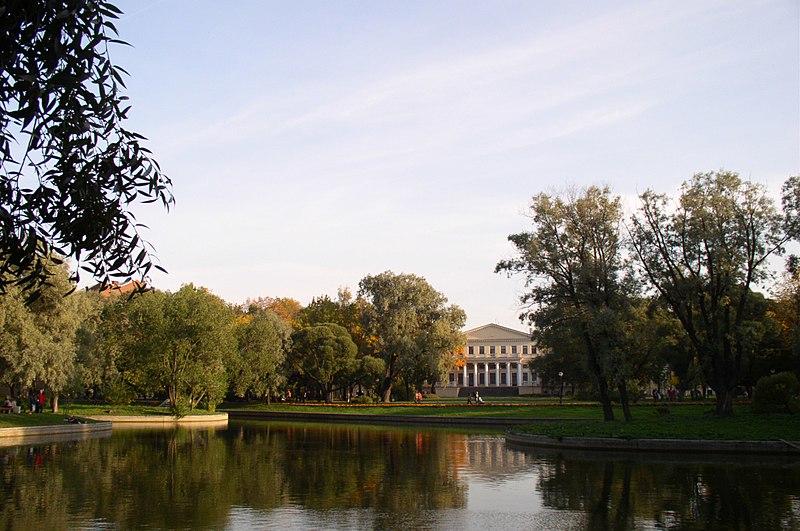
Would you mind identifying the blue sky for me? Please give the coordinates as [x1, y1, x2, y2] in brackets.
[109, 0, 799, 330]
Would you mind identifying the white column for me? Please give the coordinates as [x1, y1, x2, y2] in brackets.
[505, 363, 511, 387]
[517, 362, 522, 386]
[462, 364, 467, 386]
[495, 363, 500, 386]
[473, 363, 478, 386]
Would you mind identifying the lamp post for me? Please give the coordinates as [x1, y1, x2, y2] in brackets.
[558, 371, 564, 404]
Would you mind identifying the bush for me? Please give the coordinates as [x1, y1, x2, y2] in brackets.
[753, 372, 800, 414]
[102, 379, 136, 406]
[351, 395, 377, 404]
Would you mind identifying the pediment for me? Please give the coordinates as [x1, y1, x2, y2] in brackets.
[464, 323, 531, 341]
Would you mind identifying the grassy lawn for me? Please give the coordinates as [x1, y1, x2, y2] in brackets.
[510, 405, 800, 441]
[6, 399, 795, 442]
[221, 401, 603, 419]
[223, 401, 800, 441]
[0, 412, 87, 428]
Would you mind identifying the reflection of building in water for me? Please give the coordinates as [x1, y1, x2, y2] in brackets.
[438, 324, 543, 397]
[447, 435, 535, 480]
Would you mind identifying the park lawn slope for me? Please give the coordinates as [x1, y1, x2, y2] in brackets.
[59, 403, 223, 418]
[511, 405, 800, 441]
[221, 402, 602, 419]
[0, 413, 92, 428]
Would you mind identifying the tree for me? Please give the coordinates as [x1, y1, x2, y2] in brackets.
[629, 171, 798, 415]
[106, 284, 236, 413]
[358, 271, 466, 403]
[26, 260, 85, 412]
[245, 296, 303, 330]
[0, 1, 173, 297]
[288, 323, 358, 402]
[496, 186, 634, 421]
[229, 308, 290, 404]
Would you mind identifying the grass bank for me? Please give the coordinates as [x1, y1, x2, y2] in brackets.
[510, 405, 800, 441]
[223, 401, 800, 441]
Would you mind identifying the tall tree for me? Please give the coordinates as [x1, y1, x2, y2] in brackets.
[288, 323, 358, 402]
[245, 296, 303, 330]
[106, 284, 236, 413]
[0, 1, 173, 296]
[358, 271, 466, 403]
[26, 260, 84, 412]
[229, 308, 290, 404]
[629, 171, 798, 415]
[497, 186, 634, 421]
[0, 258, 85, 411]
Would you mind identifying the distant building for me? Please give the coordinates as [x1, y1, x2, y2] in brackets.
[437, 323, 542, 397]
[87, 280, 150, 298]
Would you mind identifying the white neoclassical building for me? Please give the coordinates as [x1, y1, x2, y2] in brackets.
[437, 324, 542, 397]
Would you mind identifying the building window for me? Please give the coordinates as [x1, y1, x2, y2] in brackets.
[468, 346, 474, 355]
[523, 373, 529, 383]
[449, 373, 455, 383]
[490, 346, 495, 355]
[532, 346, 537, 354]
[479, 346, 485, 355]
[522, 345, 528, 355]
[500, 346, 506, 354]
[511, 346, 517, 354]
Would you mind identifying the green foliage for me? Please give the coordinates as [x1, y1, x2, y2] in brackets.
[753, 372, 800, 414]
[630, 171, 795, 415]
[497, 186, 633, 421]
[289, 323, 358, 401]
[101, 284, 237, 411]
[229, 308, 290, 402]
[101, 377, 136, 405]
[350, 395, 377, 404]
[0, 1, 173, 296]
[358, 271, 466, 402]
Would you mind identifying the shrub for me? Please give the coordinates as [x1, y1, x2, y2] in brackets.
[102, 379, 136, 406]
[753, 372, 800, 414]
[351, 395, 376, 404]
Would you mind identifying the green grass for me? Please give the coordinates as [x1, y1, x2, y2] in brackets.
[58, 403, 221, 417]
[511, 405, 800, 441]
[223, 401, 800, 441]
[220, 401, 603, 419]
[0, 412, 86, 428]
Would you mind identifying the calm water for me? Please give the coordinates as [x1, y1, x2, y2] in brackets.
[1, 420, 798, 530]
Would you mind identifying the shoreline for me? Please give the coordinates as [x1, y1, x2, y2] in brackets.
[0, 421, 112, 447]
[505, 431, 800, 455]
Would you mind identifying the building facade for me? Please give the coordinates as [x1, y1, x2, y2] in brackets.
[437, 323, 542, 397]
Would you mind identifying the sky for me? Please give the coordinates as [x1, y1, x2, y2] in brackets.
[103, 0, 799, 331]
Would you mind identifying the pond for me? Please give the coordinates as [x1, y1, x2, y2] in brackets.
[1, 420, 798, 530]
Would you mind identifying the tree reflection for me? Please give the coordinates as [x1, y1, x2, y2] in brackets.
[2, 425, 799, 529]
[531, 448, 800, 529]
[0, 422, 467, 529]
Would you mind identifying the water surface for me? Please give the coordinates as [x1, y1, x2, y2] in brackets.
[0, 420, 798, 529]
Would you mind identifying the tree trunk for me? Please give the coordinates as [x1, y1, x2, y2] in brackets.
[51, 393, 59, 414]
[381, 378, 393, 403]
[617, 382, 632, 422]
[715, 387, 734, 416]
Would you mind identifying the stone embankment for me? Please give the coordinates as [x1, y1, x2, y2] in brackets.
[505, 432, 800, 455]
[0, 422, 112, 447]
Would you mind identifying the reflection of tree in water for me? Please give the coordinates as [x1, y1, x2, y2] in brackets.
[276, 423, 467, 514]
[533, 451, 800, 529]
[0, 422, 467, 529]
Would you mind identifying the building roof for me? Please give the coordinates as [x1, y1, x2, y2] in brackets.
[464, 323, 532, 341]
[87, 280, 150, 298]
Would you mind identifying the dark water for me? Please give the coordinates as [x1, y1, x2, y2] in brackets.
[0, 420, 798, 530]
